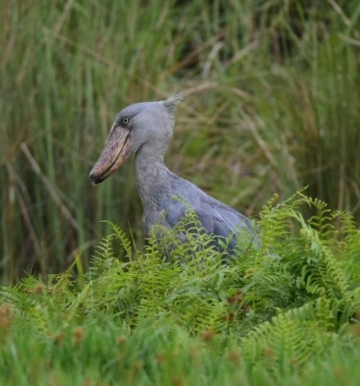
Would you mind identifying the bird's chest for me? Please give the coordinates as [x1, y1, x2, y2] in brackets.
[141, 190, 187, 235]
[142, 201, 168, 236]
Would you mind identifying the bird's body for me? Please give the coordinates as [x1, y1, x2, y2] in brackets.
[90, 95, 255, 254]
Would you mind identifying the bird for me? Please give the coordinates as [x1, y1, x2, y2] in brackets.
[89, 95, 256, 256]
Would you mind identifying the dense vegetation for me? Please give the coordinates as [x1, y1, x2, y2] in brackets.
[1, 0, 360, 279]
[1, 193, 360, 385]
[1, 1, 360, 384]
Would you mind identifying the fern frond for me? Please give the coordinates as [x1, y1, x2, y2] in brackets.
[104, 221, 133, 259]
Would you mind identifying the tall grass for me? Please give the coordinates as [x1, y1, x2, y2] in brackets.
[1, 0, 360, 281]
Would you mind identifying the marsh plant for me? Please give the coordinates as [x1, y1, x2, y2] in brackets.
[1, 192, 360, 385]
[1, 1, 360, 280]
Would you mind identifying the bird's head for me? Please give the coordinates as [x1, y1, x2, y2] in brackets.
[89, 94, 182, 185]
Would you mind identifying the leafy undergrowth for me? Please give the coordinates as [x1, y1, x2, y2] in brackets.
[1, 193, 360, 385]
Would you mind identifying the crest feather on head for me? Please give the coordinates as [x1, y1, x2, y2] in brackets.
[162, 93, 184, 115]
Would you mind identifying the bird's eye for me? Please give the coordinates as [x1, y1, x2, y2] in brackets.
[121, 117, 130, 125]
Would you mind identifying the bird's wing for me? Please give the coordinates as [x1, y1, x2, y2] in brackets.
[162, 177, 254, 251]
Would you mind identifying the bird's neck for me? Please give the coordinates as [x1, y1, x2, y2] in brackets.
[134, 144, 170, 207]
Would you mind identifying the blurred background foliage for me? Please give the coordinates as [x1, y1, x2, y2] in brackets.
[1, 0, 360, 282]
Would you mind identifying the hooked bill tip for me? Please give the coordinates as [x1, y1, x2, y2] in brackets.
[89, 172, 104, 185]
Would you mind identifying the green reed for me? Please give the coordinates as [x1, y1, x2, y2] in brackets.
[1, 0, 360, 280]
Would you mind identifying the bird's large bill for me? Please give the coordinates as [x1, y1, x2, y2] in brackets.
[89, 127, 131, 185]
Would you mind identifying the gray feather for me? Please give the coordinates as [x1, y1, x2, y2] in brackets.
[97, 95, 257, 256]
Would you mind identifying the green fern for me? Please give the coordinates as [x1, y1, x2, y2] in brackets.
[1, 191, 360, 374]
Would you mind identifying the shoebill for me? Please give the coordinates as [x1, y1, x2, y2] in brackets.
[89, 95, 256, 255]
